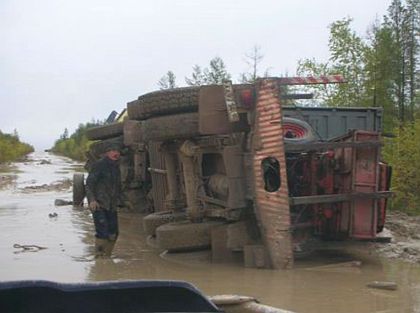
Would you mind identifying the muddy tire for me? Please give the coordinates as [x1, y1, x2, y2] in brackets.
[156, 220, 225, 252]
[127, 84, 253, 120]
[89, 136, 124, 158]
[143, 210, 187, 236]
[127, 87, 200, 120]
[73, 173, 85, 206]
[123, 120, 143, 146]
[283, 117, 317, 143]
[85, 123, 124, 141]
[143, 113, 199, 142]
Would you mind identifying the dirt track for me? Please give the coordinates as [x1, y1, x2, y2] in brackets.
[376, 211, 420, 263]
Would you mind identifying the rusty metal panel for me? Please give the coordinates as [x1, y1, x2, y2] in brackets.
[350, 131, 380, 239]
[243, 245, 270, 268]
[148, 141, 168, 212]
[276, 75, 346, 85]
[223, 81, 240, 122]
[377, 163, 390, 232]
[198, 85, 250, 135]
[283, 106, 382, 140]
[199, 85, 232, 135]
[251, 79, 293, 269]
[223, 145, 246, 209]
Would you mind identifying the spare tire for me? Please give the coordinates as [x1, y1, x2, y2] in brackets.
[89, 136, 124, 158]
[143, 113, 199, 142]
[85, 123, 124, 141]
[143, 210, 187, 236]
[283, 117, 317, 143]
[73, 173, 85, 206]
[127, 84, 254, 120]
[128, 87, 200, 120]
[156, 220, 225, 252]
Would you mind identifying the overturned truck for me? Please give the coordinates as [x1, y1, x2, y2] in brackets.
[78, 76, 391, 269]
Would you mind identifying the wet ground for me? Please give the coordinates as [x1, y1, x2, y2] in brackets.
[0, 152, 419, 313]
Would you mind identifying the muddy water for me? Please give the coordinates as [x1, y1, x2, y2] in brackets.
[0, 152, 419, 313]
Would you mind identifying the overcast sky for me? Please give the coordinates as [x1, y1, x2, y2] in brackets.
[1, 0, 392, 150]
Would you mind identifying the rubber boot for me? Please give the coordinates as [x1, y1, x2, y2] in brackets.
[95, 238, 109, 257]
[103, 240, 116, 257]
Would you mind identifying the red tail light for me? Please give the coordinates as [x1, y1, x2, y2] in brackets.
[239, 89, 254, 108]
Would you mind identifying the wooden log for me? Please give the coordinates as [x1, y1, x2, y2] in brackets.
[366, 281, 398, 291]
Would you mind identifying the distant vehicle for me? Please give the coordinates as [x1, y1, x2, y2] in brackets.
[74, 76, 391, 269]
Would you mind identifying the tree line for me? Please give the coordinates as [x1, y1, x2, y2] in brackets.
[159, 0, 419, 133]
[51, 122, 102, 161]
[0, 130, 34, 163]
[157, 45, 269, 89]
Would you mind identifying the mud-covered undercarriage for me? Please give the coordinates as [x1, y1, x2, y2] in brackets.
[76, 76, 391, 269]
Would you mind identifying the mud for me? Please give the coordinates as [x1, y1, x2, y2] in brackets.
[20, 178, 72, 193]
[375, 211, 420, 263]
[0, 152, 419, 313]
[0, 174, 17, 190]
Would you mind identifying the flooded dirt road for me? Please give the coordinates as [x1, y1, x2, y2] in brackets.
[0, 152, 419, 313]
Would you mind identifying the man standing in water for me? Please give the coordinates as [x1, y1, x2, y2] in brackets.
[86, 143, 122, 257]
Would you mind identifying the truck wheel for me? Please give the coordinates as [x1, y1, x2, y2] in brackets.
[143, 113, 199, 142]
[127, 84, 253, 120]
[283, 117, 317, 143]
[156, 220, 225, 252]
[89, 136, 124, 158]
[85, 123, 124, 141]
[127, 87, 200, 120]
[73, 173, 85, 206]
[143, 210, 187, 236]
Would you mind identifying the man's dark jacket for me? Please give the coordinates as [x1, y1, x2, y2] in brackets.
[86, 157, 122, 211]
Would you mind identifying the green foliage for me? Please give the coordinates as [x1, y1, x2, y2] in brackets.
[364, 23, 400, 130]
[158, 71, 177, 89]
[203, 57, 231, 84]
[298, 18, 369, 108]
[0, 130, 34, 163]
[329, 18, 368, 106]
[298, 0, 420, 132]
[185, 57, 231, 85]
[51, 122, 101, 161]
[383, 119, 420, 214]
[383, 0, 418, 123]
[185, 65, 206, 86]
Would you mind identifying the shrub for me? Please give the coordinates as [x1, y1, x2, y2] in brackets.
[0, 131, 34, 163]
[51, 122, 101, 161]
[383, 120, 420, 215]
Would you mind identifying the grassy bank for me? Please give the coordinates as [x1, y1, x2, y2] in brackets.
[0, 131, 34, 163]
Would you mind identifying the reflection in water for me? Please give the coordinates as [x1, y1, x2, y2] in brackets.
[0, 152, 419, 313]
[0, 164, 17, 191]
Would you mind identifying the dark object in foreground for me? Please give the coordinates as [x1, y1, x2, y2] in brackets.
[54, 199, 73, 206]
[0, 280, 220, 313]
[366, 281, 398, 291]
